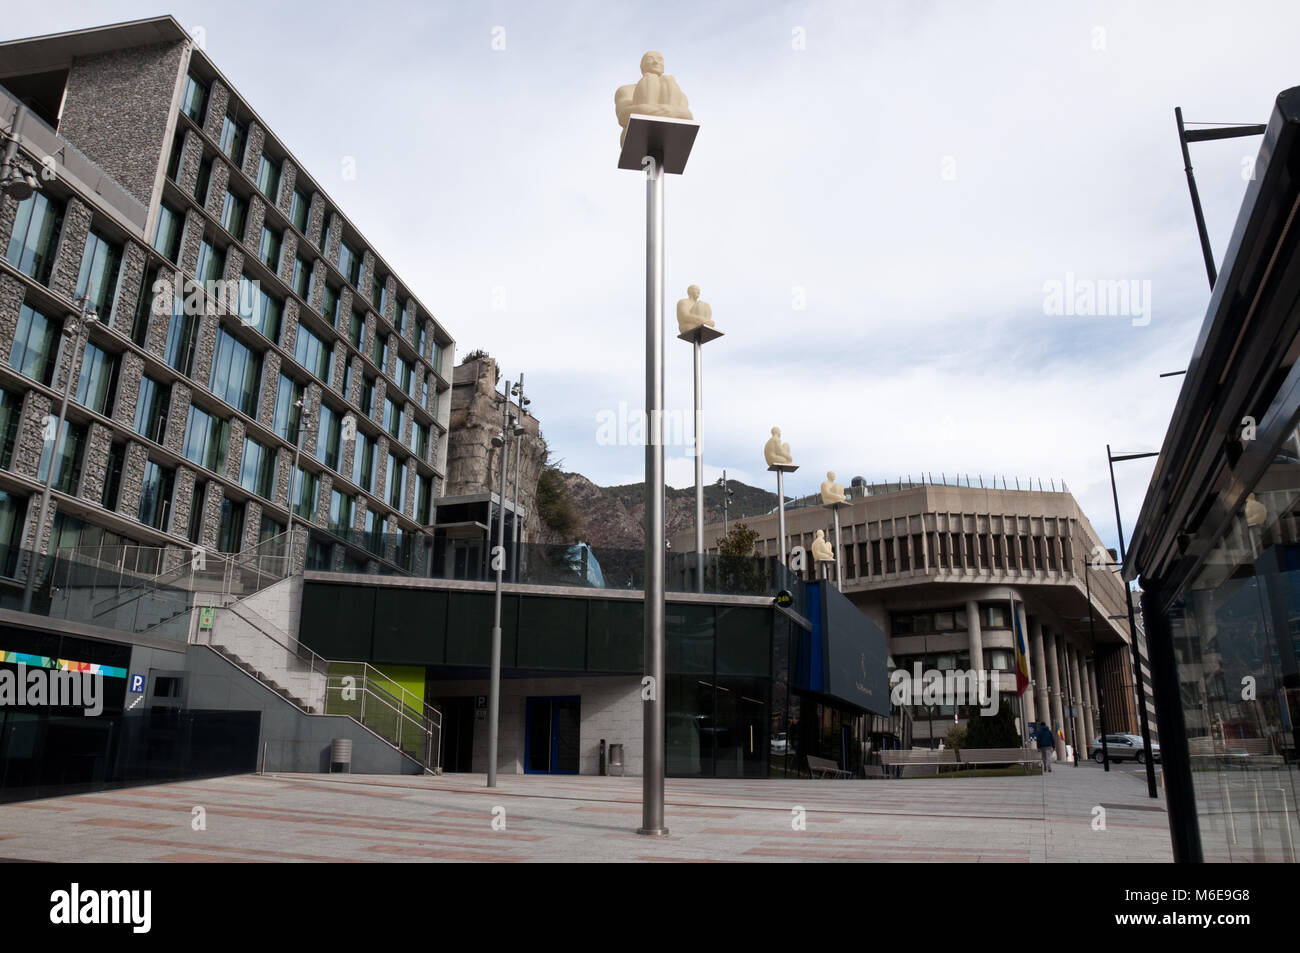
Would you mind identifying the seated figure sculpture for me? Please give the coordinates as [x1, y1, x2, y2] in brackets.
[615, 51, 693, 145]
[676, 285, 714, 335]
[811, 530, 835, 563]
[820, 471, 847, 505]
[764, 427, 794, 467]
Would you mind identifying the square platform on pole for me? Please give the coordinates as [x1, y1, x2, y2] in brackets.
[677, 325, 724, 345]
[618, 115, 700, 174]
[767, 463, 799, 474]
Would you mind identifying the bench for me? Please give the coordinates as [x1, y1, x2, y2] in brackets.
[806, 755, 851, 779]
[879, 748, 958, 777]
[959, 747, 1040, 773]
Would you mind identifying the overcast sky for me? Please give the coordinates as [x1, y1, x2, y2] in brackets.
[10, 0, 1297, 552]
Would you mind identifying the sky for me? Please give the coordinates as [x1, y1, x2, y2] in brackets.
[8, 0, 1297, 553]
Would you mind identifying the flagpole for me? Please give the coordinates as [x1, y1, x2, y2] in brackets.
[1010, 595, 1028, 743]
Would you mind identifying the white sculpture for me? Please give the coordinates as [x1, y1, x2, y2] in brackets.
[764, 427, 794, 466]
[1245, 492, 1267, 527]
[820, 470, 846, 505]
[615, 51, 693, 145]
[811, 529, 834, 563]
[676, 285, 715, 334]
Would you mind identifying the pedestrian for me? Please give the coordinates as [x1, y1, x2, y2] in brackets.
[1035, 720, 1054, 773]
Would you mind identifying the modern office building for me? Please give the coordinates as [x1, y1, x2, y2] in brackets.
[672, 478, 1145, 762]
[1128, 85, 1300, 863]
[0, 16, 462, 801]
[0, 16, 453, 583]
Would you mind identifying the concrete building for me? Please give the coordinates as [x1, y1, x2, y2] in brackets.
[0, 16, 453, 582]
[671, 478, 1146, 760]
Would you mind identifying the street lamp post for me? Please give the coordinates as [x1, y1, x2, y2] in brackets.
[286, 397, 311, 571]
[619, 100, 699, 838]
[21, 299, 97, 614]
[487, 377, 510, 788]
[717, 471, 733, 536]
[509, 374, 527, 583]
[1083, 563, 1110, 771]
[681, 323, 722, 593]
[1107, 444, 1159, 799]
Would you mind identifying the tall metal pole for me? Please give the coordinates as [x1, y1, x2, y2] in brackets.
[776, 470, 788, 566]
[1175, 107, 1217, 291]
[1106, 444, 1158, 798]
[692, 336, 704, 592]
[721, 470, 729, 536]
[487, 373, 509, 788]
[639, 160, 667, 836]
[21, 311, 90, 613]
[510, 373, 524, 583]
[287, 397, 307, 570]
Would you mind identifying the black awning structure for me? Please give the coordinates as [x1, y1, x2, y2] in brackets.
[1129, 85, 1300, 610]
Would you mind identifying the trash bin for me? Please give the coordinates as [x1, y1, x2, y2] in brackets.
[330, 738, 352, 773]
[608, 743, 624, 777]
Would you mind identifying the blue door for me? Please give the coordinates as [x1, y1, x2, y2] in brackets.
[524, 696, 580, 774]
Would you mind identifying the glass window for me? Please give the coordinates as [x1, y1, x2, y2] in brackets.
[320, 283, 340, 327]
[414, 422, 429, 460]
[295, 324, 331, 381]
[196, 238, 225, 287]
[260, 514, 285, 545]
[431, 341, 444, 377]
[360, 376, 375, 416]
[76, 229, 122, 325]
[398, 355, 415, 396]
[163, 290, 200, 376]
[130, 265, 158, 346]
[291, 466, 318, 520]
[291, 188, 311, 233]
[374, 278, 388, 317]
[216, 497, 245, 554]
[383, 396, 401, 438]
[152, 201, 184, 263]
[10, 301, 58, 385]
[416, 474, 432, 524]
[138, 459, 174, 530]
[386, 451, 404, 510]
[187, 479, 207, 543]
[101, 441, 126, 510]
[338, 242, 361, 286]
[74, 341, 118, 415]
[271, 373, 303, 442]
[351, 432, 375, 492]
[194, 156, 213, 205]
[134, 374, 168, 443]
[315, 403, 342, 471]
[239, 435, 276, 499]
[319, 212, 332, 253]
[166, 133, 186, 183]
[182, 404, 228, 473]
[210, 327, 261, 416]
[328, 488, 354, 534]
[418, 321, 428, 356]
[349, 309, 364, 348]
[372, 331, 388, 372]
[237, 273, 281, 341]
[258, 223, 282, 271]
[0, 387, 21, 471]
[180, 73, 208, 123]
[6, 192, 64, 285]
[221, 189, 247, 238]
[292, 255, 313, 300]
[219, 114, 246, 166]
[0, 490, 27, 578]
[37, 420, 87, 495]
[256, 154, 281, 202]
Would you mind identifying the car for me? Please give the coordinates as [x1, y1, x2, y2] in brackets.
[1089, 733, 1161, 764]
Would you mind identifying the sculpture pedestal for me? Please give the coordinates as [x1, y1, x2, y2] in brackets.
[823, 500, 851, 589]
[768, 463, 799, 567]
[619, 114, 700, 174]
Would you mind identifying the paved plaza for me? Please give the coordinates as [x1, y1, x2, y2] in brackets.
[0, 762, 1171, 862]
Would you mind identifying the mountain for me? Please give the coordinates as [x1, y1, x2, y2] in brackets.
[538, 472, 778, 550]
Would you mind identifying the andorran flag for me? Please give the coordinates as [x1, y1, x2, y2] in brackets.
[1012, 601, 1031, 696]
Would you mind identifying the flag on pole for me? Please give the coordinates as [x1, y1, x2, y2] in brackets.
[1011, 600, 1031, 696]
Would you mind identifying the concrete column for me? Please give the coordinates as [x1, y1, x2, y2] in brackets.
[1067, 642, 1088, 756]
[1088, 658, 1102, 736]
[1016, 600, 1036, 724]
[965, 600, 983, 675]
[1029, 617, 1049, 734]
[1073, 647, 1093, 747]
[1043, 627, 1068, 761]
